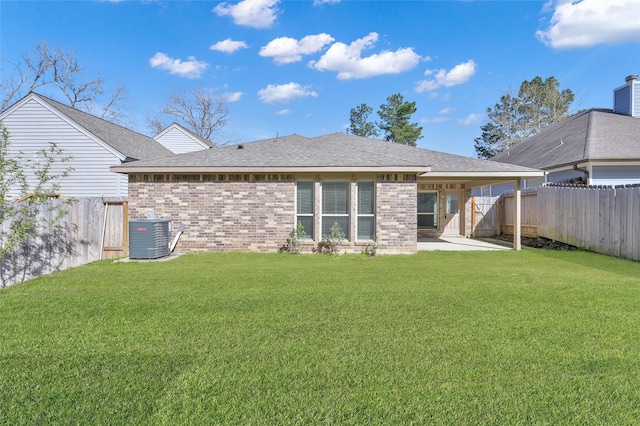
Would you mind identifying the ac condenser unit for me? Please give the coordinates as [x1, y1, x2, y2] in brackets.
[129, 219, 171, 259]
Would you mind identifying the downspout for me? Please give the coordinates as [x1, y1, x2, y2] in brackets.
[573, 164, 590, 185]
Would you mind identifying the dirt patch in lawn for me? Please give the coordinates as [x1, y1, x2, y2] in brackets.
[493, 235, 579, 250]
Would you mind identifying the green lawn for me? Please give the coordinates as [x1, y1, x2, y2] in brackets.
[1, 250, 639, 425]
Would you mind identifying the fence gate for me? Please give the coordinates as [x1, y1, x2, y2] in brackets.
[101, 201, 129, 259]
[471, 196, 501, 237]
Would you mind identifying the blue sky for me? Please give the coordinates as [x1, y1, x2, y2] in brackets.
[2, 0, 639, 157]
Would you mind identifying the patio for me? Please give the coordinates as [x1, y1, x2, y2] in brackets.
[418, 237, 510, 251]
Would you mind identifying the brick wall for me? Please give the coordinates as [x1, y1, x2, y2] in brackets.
[128, 178, 418, 254]
[375, 181, 417, 254]
[129, 180, 295, 252]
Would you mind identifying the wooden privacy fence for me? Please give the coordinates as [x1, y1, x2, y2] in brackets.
[471, 196, 502, 237]
[1, 197, 128, 287]
[474, 186, 640, 261]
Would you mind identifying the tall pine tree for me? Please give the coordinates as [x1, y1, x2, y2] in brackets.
[474, 76, 574, 159]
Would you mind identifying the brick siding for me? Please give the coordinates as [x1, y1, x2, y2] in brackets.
[129, 180, 295, 252]
[128, 178, 418, 254]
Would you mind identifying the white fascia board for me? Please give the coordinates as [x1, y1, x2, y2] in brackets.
[111, 165, 432, 174]
[420, 170, 544, 178]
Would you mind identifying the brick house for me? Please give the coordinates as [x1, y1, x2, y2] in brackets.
[111, 133, 542, 254]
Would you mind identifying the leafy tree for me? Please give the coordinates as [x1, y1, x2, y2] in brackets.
[474, 76, 574, 159]
[0, 41, 127, 124]
[377, 93, 423, 147]
[349, 103, 379, 138]
[0, 124, 73, 286]
[148, 86, 229, 143]
[348, 93, 423, 146]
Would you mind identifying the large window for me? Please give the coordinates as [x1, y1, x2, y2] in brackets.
[322, 181, 350, 239]
[418, 191, 438, 229]
[357, 181, 375, 240]
[296, 181, 314, 239]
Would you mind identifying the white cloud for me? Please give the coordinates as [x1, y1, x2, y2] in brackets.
[457, 113, 483, 126]
[260, 34, 334, 64]
[149, 52, 208, 78]
[210, 38, 249, 54]
[314, 0, 340, 5]
[223, 92, 243, 103]
[276, 109, 292, 115]
[439, 107, 455, 115]
[415, 59, 476, 92]
[258, 82, 318, 103]
[213, 0, 279, 29]
[536, 0, 640, 49]
[421, 117, 449, 124]
[309, 32, 421, 79]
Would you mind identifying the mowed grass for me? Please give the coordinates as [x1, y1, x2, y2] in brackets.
[1, 250, 640, 425]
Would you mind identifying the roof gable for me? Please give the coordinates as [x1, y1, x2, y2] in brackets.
[154, 123, 215, 152]
[3, 93, 173, 161]
[492, 109, 640, 169]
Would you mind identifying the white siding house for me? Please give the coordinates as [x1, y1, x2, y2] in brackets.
[483, 75, 640, 194]
[0, 93, 172, 198]
[153, 123, 214, 154]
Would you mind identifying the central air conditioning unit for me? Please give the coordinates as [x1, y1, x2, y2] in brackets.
[129, 219, 171, 259]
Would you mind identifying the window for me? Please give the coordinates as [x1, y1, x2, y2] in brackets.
[322, 181, 349, 239]
[418, 192, 438, 229]
[446, 193, 459, 215]
[357, 181, 375, 240]
[296, 181, 314, 239]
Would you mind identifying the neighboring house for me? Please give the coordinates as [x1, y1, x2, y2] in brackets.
[111, 133, 542, 254]
[153, 122, 215, 154]
[0, 92, 173, 198]
[488, 75, 640, 191]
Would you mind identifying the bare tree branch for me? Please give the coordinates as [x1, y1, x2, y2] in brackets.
[1, 41, 127, 124]
[150, 86, 229, 143]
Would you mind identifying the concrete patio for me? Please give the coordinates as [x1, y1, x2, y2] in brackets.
[418, 237, 511, 251]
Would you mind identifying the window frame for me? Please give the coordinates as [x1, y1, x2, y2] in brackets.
[321, 180, 350, 240]
[356, 181, 376, 241]
[417, 191, 438, 230]
[296, 181, 314, 240]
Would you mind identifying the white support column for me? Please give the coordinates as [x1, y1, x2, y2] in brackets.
[513, 178, 522, 251]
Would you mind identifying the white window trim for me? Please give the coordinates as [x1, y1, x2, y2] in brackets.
[356, 181, 376, 241]
[321, 180, 351, 241]
[418, 190, 438, 230]
[296, 181, 315, 240]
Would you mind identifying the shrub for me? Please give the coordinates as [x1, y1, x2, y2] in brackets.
[279, 222, 306, 254]
[313, 222, 345, 256]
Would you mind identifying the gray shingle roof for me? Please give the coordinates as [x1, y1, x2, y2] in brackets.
[111, 132, 541, 175]
[34, 93, 173, 161]
[492, 108, 640, 169]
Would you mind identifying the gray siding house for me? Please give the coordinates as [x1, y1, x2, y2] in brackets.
[112, 133, 542, 254]
[153, 123, 214, 154]
[491, 75, 640, 188]
[0, 92, 173, 198]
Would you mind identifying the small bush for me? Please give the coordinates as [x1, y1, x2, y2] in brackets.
[361, 240, 377, 257]
[313, 222, 345, 256]
[279, 222, 306, 254]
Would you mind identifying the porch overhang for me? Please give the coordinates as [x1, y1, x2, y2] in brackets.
[418, 170, 545, 188]
[419, 170, 544, 252]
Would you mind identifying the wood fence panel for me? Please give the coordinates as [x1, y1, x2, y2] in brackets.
[493, 186, 640, 261]
[472, 196, 501, 237]
[1, 197, 127, 287]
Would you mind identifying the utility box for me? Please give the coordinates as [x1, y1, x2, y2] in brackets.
[129, 219, 171, 259]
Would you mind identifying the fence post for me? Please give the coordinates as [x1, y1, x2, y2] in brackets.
[513, 179, 521, 251]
